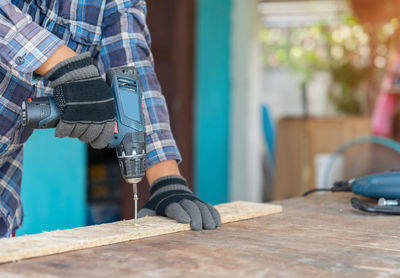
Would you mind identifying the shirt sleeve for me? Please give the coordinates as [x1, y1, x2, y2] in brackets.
[99, 0, 182, 169]
[0, 0, 64, 82]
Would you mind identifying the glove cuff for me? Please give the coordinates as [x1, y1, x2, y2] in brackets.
[45, 52, 92, 80]
[44, 52, 100, 87]
[145, 175, 198, 215]
[150, 175, 189, 196]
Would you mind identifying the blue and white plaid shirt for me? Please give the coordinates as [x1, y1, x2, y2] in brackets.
[0, 0, 181, 237]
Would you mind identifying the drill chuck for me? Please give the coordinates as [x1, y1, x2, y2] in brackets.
[119, 158, 145, 184]
[116, 132, 146, 183]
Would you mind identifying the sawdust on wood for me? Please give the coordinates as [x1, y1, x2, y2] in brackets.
[0, 201, 282, 264]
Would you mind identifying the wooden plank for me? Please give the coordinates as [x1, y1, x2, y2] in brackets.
[0, 201, 281, 264]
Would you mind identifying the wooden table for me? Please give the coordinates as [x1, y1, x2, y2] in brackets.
[1, 193, 399, 277]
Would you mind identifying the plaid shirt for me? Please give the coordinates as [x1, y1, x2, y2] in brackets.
[0, 0, 181, 237]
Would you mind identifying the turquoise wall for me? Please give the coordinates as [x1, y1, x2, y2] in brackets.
[17, 130, 86, 235]
[195, 0, 231, 204]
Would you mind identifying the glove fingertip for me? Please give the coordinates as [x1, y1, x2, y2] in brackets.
[179, 218, 191, 224]
[79, 124, 102, 144]
[206, 203, 222, 227]
[137, 208, 156, 218]
[165, 203, 191, 223]
[194, 200, 216, 230]
[89, 121, 115, 149]
[70, 123, 90, 138]
[180, 200, 203, 231]
[55, 121, 75, 138]
[191, 223, 202, 231]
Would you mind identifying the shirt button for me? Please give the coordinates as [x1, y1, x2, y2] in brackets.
[15, 56, 25, 65]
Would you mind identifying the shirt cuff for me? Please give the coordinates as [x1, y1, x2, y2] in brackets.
[145, 130, 182, 169]
[2, 21, 64, 73]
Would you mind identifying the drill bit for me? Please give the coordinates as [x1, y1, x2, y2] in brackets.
[132, 183, 138, 224]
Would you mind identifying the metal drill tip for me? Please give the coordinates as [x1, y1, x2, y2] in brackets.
[133, 183, 138, 225]
[134, 193, 138, 225]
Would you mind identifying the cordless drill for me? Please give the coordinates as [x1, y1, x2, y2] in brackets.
[21, 66, 146, 224]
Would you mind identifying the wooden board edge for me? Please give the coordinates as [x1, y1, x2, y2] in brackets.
[0, 201, 282, 264]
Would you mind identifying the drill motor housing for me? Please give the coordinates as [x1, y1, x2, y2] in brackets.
[21, 66, 146, 184]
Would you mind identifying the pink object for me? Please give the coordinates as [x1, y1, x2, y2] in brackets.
[371, 50, 400, 137]
[372, 93, 397, 137]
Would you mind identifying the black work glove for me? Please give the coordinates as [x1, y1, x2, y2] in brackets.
[138, 175, 222, 230]
[44, 52, 115, 149]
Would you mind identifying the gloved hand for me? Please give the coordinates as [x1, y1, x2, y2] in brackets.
[138, 175, 221, 230]
[44, 52, 115, 149]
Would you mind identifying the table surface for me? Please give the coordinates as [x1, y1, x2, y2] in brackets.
[1, 193, 399, 278]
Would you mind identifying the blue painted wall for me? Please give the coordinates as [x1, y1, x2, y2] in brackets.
[17, 130, 86, 235]
[195, 0, 231, 204]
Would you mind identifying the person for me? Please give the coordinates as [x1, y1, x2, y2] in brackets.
[0, 0, 220, 238]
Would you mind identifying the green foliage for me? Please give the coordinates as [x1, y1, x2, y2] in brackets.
[260, 15, 397, 114]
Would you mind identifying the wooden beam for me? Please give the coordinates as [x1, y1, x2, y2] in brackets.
[147, 0, 196, 187]
[0, 201, 281, 264]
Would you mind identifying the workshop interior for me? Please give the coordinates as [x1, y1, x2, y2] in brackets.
[16, 0, 400, 234]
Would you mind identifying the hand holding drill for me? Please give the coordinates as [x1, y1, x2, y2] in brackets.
[44, 52, 116, 149]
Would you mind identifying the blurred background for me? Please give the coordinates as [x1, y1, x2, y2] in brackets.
[17, 0, 400, 235]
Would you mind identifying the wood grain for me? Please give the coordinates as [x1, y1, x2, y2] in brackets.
[0, 193, 400, 278]
[0, 201, 281, 264]
[1, 194, 399, 277]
